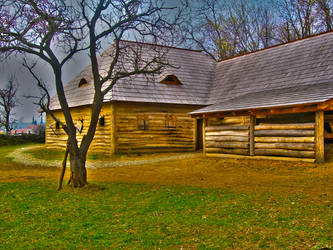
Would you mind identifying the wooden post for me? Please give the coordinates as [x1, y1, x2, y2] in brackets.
[110, 103, 117, 154]
[194, 118, 198, 151]
[202, 118, 206, 155]
[315, 111, 324, 163]
[249, 115, 256, 156]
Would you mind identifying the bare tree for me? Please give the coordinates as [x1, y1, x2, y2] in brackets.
[183, 0, 277, 60]
[0, 0, 184, 188]
[0, 76, 18, 135]
[276, 0, 318, 42]
[316, 0, 333, 32]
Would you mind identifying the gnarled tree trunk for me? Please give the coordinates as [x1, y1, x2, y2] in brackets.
[68, 149, 88, 188]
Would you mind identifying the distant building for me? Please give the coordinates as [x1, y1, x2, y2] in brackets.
[10, 116, 45, 135]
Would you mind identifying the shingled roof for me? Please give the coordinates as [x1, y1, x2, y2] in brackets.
[50, 31, 333, 112]
[191, 82, 333, 115]
[197, 31, 333, 113]
[49, 42, 216, 110]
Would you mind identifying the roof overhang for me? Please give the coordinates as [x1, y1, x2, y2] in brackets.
[191, 98, 333, 119]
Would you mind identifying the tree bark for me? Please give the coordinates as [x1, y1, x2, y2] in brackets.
[57, 144, 69, 191]
[68, 149, 88, 188]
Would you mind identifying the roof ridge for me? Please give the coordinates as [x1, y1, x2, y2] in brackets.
[119, 39, 204, 53]
[217, 30, 333, 63]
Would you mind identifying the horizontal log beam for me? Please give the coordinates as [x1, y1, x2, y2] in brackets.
[206, 130, 249, 137]
[254, 130, 314, 137]
[206, 141, 249, 148]
[205, 148, 249, 155]
[255, 149, 315, 158]
[205, 153, 316, 163]
[206, 125, 249, 131]
[255, 142, 315, 151]
[205, 136, 249, 142]
[254, 136, 315, 143]
[255, 123, 314, 130]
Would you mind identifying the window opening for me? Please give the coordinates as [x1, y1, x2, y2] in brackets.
[78, 78, 88, 87]
[137, 115, 149, 130]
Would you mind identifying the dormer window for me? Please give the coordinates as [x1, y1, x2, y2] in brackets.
[78, 78, 88, 87]
[160, 75, 181, 85]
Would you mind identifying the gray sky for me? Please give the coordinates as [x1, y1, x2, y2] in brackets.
[0, 0, 182, 122]
[0, 52, 89, 122]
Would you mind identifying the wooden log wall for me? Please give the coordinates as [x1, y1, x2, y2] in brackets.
[115, 102, 199, 154]
[254, 122, 315, 158]
[46, 103, 113, 154]
[205, 116, 250, 155]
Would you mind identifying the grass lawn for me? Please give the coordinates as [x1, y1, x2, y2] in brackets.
[0, 145, 333, 248]
[22, 146, 111, 161]
[22, 145, 196, 162]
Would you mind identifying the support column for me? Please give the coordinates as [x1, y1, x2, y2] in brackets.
[203, 118, 207, 156]
[315, 111, 324, 163]
[110, 103, 117, 154]
[249, 115, 256, 156]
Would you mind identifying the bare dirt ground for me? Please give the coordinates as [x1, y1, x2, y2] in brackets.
[1, 149, 333, 200]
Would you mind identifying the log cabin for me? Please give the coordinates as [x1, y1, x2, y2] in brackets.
[47, 31, 333, 162]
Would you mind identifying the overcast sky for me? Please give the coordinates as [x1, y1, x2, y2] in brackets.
[0, 0, 182, 123]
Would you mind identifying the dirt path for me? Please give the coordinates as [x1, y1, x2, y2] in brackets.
[9, 145, 201, 169]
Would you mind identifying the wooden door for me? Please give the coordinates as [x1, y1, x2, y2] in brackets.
[196, 119, 203, 150]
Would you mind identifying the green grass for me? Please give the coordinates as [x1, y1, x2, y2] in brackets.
[0, 134, 44, 147]
[0, 181, 332, 249]
[0, 144, 36, 164]
[23, 146, 190, 161]
[23, 146, 113, 161]
[24, 146, 65, 161]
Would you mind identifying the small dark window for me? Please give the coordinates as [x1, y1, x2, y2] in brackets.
[99, 116, 105, 126]
[160, 75, 181, 85]
[78, 78, 88, 87]
[56, 121, 60, 129]
[78, 119, 84, 133]
[165, 114, 176, 129]
[325, 122, 332, 133]
[137, 115, 149, 130]
[165, 76, 174, 82]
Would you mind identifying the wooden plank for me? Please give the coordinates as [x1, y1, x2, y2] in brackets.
[255, 123, 315, 130]
[205, 125, 249, 131]
[255, 142, 315, 151]
[315, 111, 324, 163]
[249, 115, 255, 156]
[221, 116, 250, 125]
[251, 105, 319, 116]
[255, 149, 315, 158]
[203, 119, 207, 155]
[206, 130, 249, 137]
[254, 136, 315, 143]
[206, 141, 249, 149]
[205, 153, 316, 163]
[205, 136, 249, 142]
[254, 130, 314, 137]
[205, 148, 249, 155]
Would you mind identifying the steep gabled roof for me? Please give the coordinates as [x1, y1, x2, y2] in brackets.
[49, 42, 215, 110]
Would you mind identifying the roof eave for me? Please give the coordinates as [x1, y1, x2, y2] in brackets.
[191, 98, 333, 118]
